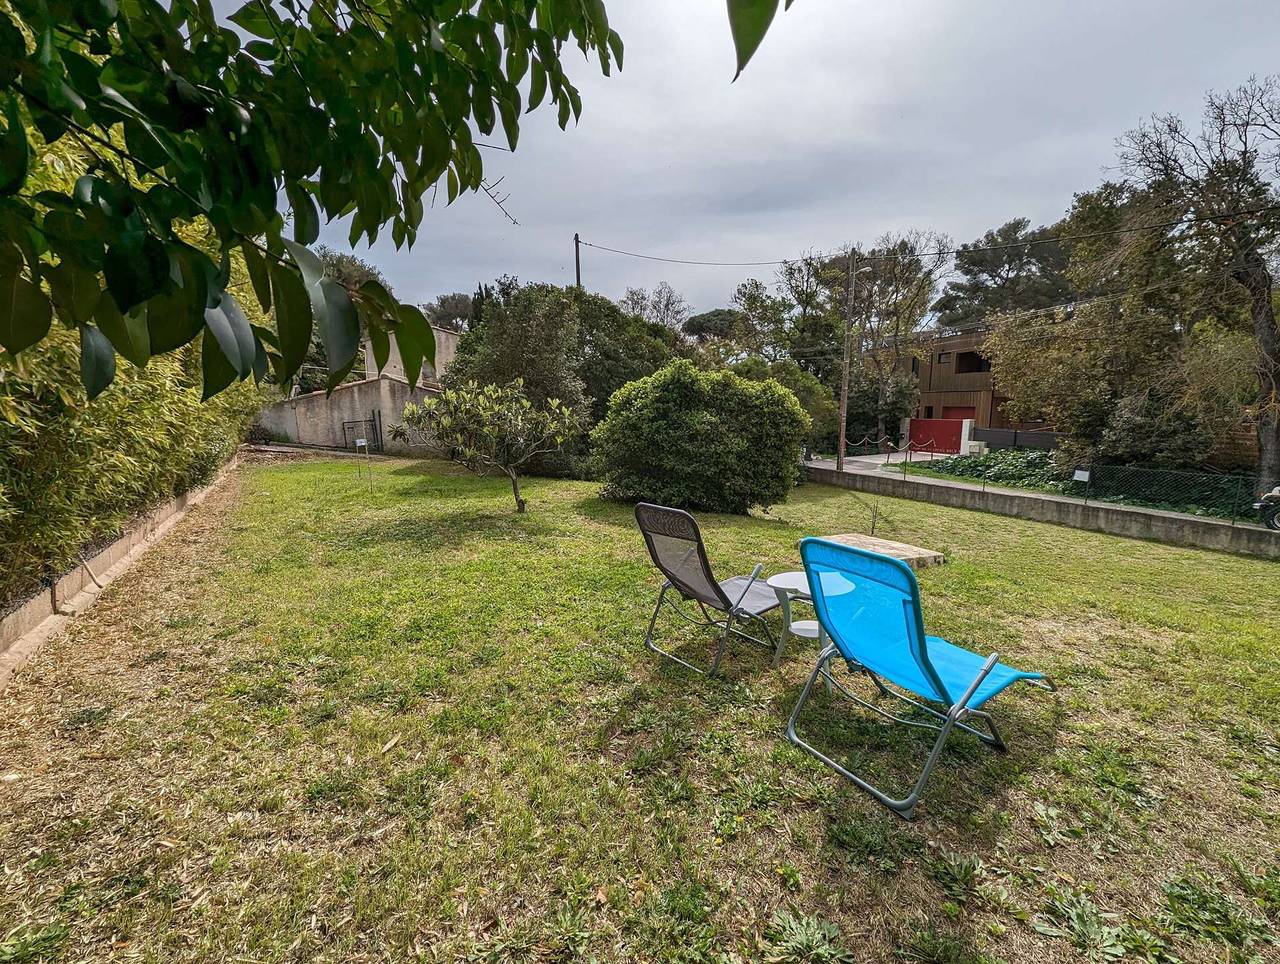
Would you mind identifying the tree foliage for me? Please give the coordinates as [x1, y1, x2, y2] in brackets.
[618, 282, 692, 330]
[392, 379, 578, 513]
[932, 218, 1073, 330]
[447, 278, 586, 415]
[0, 0, 627, 399]
[1114, 76, 1280, 488]
[451, 279, 679, 431]
[986, 302, 1255, 468]
[683, 307, 743, 342]
[577, 288, 681, 424]
[591, 359, 809, 514]
[424, 291, 474, 332]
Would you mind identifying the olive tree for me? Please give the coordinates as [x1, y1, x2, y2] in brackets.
[392, 380, 579, 513]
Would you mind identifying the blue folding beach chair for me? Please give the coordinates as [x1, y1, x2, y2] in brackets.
[786, 538, 1055, 819]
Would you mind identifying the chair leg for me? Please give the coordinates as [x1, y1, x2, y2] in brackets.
[708, 614, 732, 676]
[965, 709, 1006, 752]
[786, 645, 967, 821]
[644, 583, 733, 677]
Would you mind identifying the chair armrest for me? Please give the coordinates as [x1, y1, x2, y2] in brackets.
[730, 563, 764, 609]
[951, 652, 999, 715]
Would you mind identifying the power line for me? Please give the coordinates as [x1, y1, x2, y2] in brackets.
[578, 203, 1280, 269]
[578, 239, 788, 267]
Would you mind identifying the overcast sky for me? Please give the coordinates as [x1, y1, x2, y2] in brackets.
[305, 1, 1280, 313]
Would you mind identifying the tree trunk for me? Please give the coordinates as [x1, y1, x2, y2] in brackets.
[875, 376, 888, 440]
[1236, 254, 1280, 494]
[506, 469, 527, 513]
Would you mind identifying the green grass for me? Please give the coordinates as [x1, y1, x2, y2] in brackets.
[1, 455, 1277, 962]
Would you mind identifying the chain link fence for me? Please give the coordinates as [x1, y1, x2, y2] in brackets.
[1074, 464, 1258, 521]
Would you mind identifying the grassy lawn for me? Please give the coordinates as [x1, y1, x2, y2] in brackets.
[2, 455, 1278, 962]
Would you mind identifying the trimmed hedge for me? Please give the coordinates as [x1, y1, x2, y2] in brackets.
[591, 360, 809, 514]
[0, 330, 263, 611]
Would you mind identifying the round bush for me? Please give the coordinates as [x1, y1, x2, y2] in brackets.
[590, 360, 810, 514]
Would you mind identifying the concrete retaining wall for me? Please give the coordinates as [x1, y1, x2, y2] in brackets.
[257, 375, 434, 453]
[1, 458, 240, 685]
[805, 465, 1280, 560]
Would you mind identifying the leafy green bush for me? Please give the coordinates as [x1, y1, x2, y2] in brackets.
[907, 448, 1069, 490]
[1, 329, 262, 610]
[731, 357, 839, 452]
[591, 360, 809, 514]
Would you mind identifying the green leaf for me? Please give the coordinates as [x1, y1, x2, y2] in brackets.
[251, 336, 269, 383]
[286, 181, 319, 245]
[104, 235, 169, 312]
[203, 293, 254, 378]
[318, 277, 359, 382]
[45, 261, 100, 323]
[282, 238, 323, 289]
[0, 95, 27, 195]
[607, 30, 624, 70]
[145, 247, 207, 352]
[0, 268, 52, 354]
[726, 0, 780, 78]
[398, 302, 435, 369]
[367, 323, 389, 372]
[270, 259, 311, 379]
[228, 3, 276, 39]
[79, 323, 116, 399]
[241, 240, 272, 312]
[395, 316, 426, 387]
[200, 325, 238, 400]
[528, 60, 547, 112]
[94, 290, 150, 367]
[282, 239, 358, 381]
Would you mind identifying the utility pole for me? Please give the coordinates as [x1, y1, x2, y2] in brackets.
[836, 250, 856, 472]
[574, 232, 582, 288]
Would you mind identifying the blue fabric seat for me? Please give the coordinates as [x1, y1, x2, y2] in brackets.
[785, 537, 1054, 819]
[873, 636, 1041, 710]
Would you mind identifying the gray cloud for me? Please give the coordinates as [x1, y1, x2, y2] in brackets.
[294, 0, 1280, 310]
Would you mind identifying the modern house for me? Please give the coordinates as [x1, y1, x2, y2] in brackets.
[909, 329, 1035, 430]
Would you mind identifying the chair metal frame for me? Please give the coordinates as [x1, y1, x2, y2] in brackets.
[785, 539, 1056, 820]
[635, 503, 782, 676]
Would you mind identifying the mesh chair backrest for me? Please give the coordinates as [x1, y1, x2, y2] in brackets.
[634, 503, 730, 611]
[800, 537, 950, 703]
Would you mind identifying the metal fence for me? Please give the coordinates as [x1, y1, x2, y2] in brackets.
[1075, 464, 1258, 521]
[971, 427, 1059, 451]
[342, 417, 382, 452]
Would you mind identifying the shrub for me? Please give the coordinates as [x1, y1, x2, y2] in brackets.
[731, 357, 839, 452]
[0, 329, 263, 610]
[591, 360, 809, 514]
[909, 448, 1068, 489]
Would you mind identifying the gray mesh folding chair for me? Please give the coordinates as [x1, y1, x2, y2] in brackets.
[786, 537, 1056, 819]
[634, 503, 782, 675]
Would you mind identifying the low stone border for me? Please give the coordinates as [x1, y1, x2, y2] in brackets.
[0, 458, 240, 688]
[805, 464, 1280, 560]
